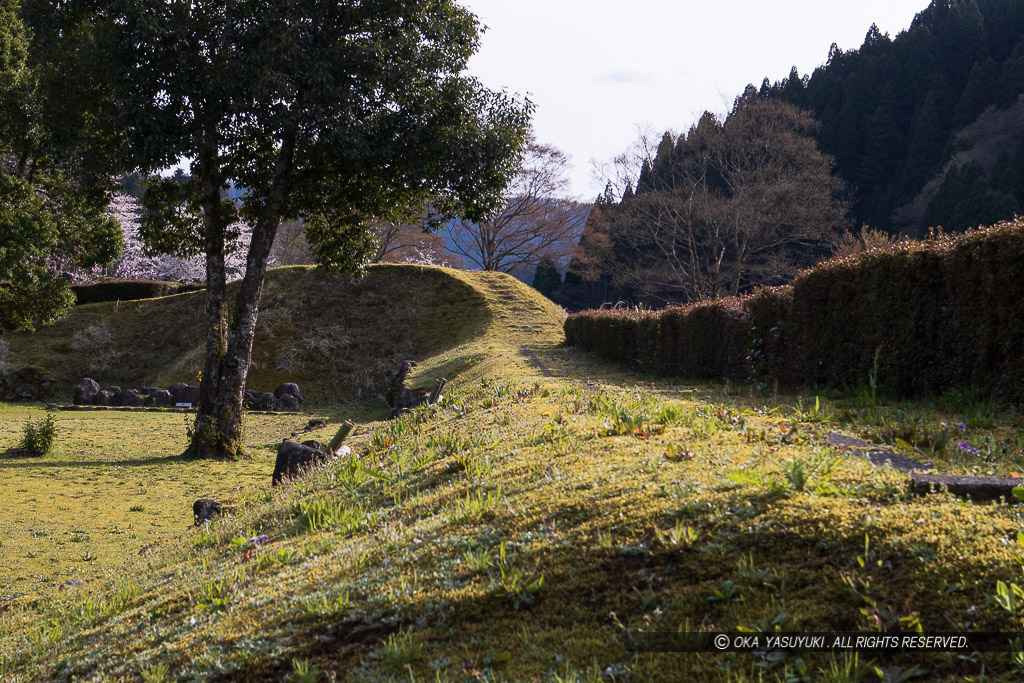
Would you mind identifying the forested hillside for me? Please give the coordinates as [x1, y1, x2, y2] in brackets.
[765, 0, 1024, 235]
[554, 0, 1024, 310]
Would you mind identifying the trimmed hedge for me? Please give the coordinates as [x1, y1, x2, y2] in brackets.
[564, 218, 1024, 397]
[72, 280, 204, 305]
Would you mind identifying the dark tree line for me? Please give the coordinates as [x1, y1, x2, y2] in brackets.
[763, 0, 1024, 234]
[548, 0, 1024, 311]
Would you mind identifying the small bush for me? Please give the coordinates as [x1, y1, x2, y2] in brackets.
[19, 413, 58, 456]
[172, 283, 206, 295]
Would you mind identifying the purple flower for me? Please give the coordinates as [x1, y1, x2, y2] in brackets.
[250, 534, 270, 546]
[957, 442, 981, 456]
[957, 423, 967, 431]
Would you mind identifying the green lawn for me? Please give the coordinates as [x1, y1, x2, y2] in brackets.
[0, 405, 331, 600]
[2, 267, 1024, 681]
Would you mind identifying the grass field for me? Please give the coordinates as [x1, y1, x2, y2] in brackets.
[3, 265, 1024, 681]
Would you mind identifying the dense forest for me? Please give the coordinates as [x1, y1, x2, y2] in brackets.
[550, 0, 1024, 310]
[767, 0, 1024, 235]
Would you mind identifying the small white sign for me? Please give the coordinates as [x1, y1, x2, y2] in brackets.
[175, 403, 192, 408]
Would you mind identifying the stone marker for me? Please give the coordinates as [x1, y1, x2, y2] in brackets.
[327, 420, 355, 454]
[429, 378, 448, 405]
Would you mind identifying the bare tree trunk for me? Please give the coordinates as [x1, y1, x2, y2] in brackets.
[187, 138, 233, 458]
[188, 130, 294, 459]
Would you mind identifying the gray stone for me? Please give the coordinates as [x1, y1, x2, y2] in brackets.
[910, 474, 1024, 502]
[824, 432, 932, 473]
[0, 367, 56, 403]
[170, 383, 200, 405]
[272, 440, 325, 485]
[273, 382, 303, 404]
[102, 385, 121, 395]
[388, 386, 428, 419]
[244, 390, 276, 411]
[144, 389, 174, 407]
[193, 499, 222, 526]
[73, 378, 100, 405]
[277, 393, 300, 412]
[94, 389, 115, 406]
[114, 389, 144, 407]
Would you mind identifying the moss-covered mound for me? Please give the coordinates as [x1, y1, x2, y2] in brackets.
[4, 265, 543, 405]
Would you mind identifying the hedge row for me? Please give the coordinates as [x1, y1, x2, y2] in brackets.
[72, 280, 205, 305]
[564, 218, 1024, 397]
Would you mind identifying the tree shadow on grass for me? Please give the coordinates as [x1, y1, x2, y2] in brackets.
[0, 451, 193, 469]
[0, 447, 45, 460]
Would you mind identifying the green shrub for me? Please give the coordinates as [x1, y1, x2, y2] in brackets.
[565, 218, 1024, 398]
[19, 413, 58, 456]
[744, 285, 793, 385]
[172, 283, 206, 295]
[674, 297, 748, 380]
[72, 280, 176, 305]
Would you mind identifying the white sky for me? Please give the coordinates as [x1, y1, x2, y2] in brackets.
[461, 0, 929, 199]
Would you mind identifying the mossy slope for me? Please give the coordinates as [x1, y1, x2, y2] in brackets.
[4, 268, 1024, 682]
[5, 265, 521, 404]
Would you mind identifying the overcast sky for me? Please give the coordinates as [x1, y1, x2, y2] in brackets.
[461, 0, 929, 199]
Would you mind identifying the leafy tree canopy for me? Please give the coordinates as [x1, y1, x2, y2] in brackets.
[52, 0, 532, 457]
[0, 0, 122, 331]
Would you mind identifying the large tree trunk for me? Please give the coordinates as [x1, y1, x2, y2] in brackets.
[187, 141, 234, 458]
[188, 130, 295, 459]
[190, 214, 279, 458]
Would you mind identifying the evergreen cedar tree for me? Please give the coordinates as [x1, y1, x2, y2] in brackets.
[47, 0, 532, 459]
[761, 0, 1024, 234]
[0, 0, 123, 331]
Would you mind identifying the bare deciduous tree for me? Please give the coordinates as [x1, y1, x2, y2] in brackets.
[372, 220, 462, 267]
[269, 220, 315, 267]
[443, 139, 589, 273]
[577, 93, 851, 303]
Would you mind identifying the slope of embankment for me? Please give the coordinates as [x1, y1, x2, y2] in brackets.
[5, 265, 559, 405]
